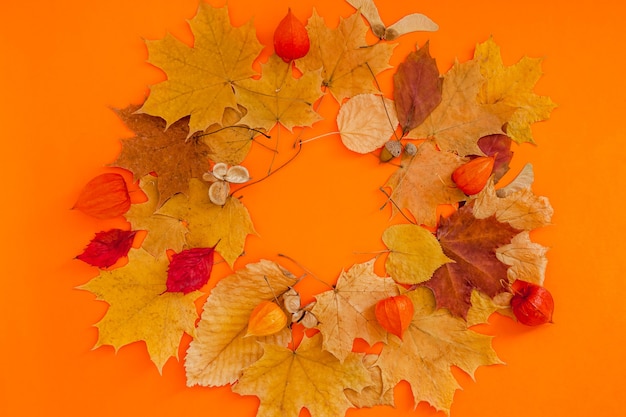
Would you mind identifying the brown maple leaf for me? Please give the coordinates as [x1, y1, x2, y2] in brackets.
[424, 202, 520, 318]
[296, 10, 395, 102]
[112, 105, 211, 207]
[384, 140, 467, 227]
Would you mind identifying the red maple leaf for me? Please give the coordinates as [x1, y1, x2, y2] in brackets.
[424, 203, 519, 318]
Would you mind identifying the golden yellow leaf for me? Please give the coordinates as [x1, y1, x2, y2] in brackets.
[297, 10, 395, 101]
[311, 259, 399, 361]
[376, 287, 502, 414]
[473, 180, 553, 230]
[156, 178, 256, 267]
[337, 93, 398, 153]
[232, 333, 371, 417]
[345, 354, 394, 408]
[475, 37, 557, 144]
[496, 231, 548, 285]
[138, 4, 263, 135]
[185, 260, 297, 386]
[408, 59, 512, 156]
[124, 175, 188, 258]
[201, 107, 256, 166]
[466, 290, 513, 327]
[382, 224, 453, 284]
[384, 140, 467, 227]
[79, 248, 200, 373]
[235, 54, 324, 131]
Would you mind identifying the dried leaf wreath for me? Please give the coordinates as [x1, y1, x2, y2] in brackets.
[72, 1, 556, 416]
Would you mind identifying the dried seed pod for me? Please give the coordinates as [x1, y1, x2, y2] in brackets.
[375, 294, 414, 339]
[510, 280, 554, 326]
[211, 162, 229, 180]
[451, 155, 495, 195]
[246, 300, 288, 337]
[282, 288, 301, 314]
[380, 140, 402, 162]
[208, 181, 230, 206]
[224, 165, 250, 183]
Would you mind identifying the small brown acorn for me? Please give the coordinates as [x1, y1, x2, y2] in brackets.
[380, 140, 403, 162]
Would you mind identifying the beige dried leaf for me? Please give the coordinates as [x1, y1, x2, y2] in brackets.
[496, 231, 548, 285]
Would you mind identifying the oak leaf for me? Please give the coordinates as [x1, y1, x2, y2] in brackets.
[235, 54, 323, 131]
[80, 248, 200, 373]
[346, 0, 438, 40]
[376, 287, 502, 414]
[311, 259, 399, 362]
[474, 37, 557, 144]
[384, 141, 467, 227]
[496, 231, 548, 285]
[473, 179, 553, 231]
[232, 333, 371, 417]
[124, 175, 187, 258]
[393, 43, 442, 135]
[408, 58, 512, 156]
[425, 203, 520, 318]
[138, 4, 263, 135]
[156, 178, 255, 267]
[382, 224, 453, 284]
[112, 106, 211, 206]
[296, 10, 395, 102]
[337, 93, 398, 153]
[185, 260, 297, 386]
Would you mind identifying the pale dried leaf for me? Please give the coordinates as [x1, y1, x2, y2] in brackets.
[496, 231, 548, 285]
[338, 94, 398, 153]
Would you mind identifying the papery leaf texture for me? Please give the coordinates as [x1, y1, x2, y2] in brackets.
[337, 93, 398, 153]
[80, 248, 199, 373]
[156, 178, 256, 267]
[311, 259, 400, 362]
[296, 10, 394, 101]
[496, 231, 548, 285]
[408, 58, 512, 156]
[393, 43, 442, 135]
[112, 105, 211, 207]
[475, 37, 557, 144]
[232, 333, 371, 417]
[76, 229, 137, 268]
[382, 224, 452, 284]
[201, 106, 255, 166]
[235, 54, 323, 131]
[138, 4, 263, 135]
[376, 287, 502, 414]
[166, 247, 215, 294]
[185, 260, 297, 386]
[73, 173, 130, 219]
[344, 354, 394, 408]
[385, 140, 467, 227]
[124, 175, 188, 258]
[478, 133, 513, 182]
[425, 203, 520, 318]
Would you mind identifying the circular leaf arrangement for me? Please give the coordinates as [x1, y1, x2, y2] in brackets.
[73, 2, 556, 416]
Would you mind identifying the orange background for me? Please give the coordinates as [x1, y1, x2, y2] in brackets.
[1, 0, 625, 416]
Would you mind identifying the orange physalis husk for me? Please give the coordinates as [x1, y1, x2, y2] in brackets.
[510, 280, 555, 326]
[246, 300, 288, 337]
[72, 173, 131, 218]
[375, 294, 414, 339]
[273, 8, 310, 62]
[451, 155, 496, 195]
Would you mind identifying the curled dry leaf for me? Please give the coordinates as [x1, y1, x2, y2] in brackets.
[73, 173, 130, 219]
[337, 94, 398, 154]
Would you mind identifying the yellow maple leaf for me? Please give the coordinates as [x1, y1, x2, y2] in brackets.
[466, 290, 513, 327]
[156, 178, 256, 267]
[235, 54, 324, 131]
[408, 58, 512, 156]
[125, 175, 188, 258]
[376, 287, 502, 414]
[311, 259, 399, 362]
[297, 10, 395, 102]
[384, 140, 467, 227]
[344, 354, 394, 408]
[474, 37, 557, 144]
[382, 223, 453, 284]
[232, 333, 371, 417]
[185, 260, 297, 386]
[79, 248, 200, 373]
[138, 4, 263, 135]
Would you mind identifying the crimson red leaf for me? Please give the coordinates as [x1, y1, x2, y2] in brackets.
[393, 42, 443, 135]
[424, 203, 519, 318]
[73, 173, 131, 218]
[76, 229, 137, 268]
[166, 247, 215, 294]
[274, 9, 310, 62]
[478, 134, 513, 182]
